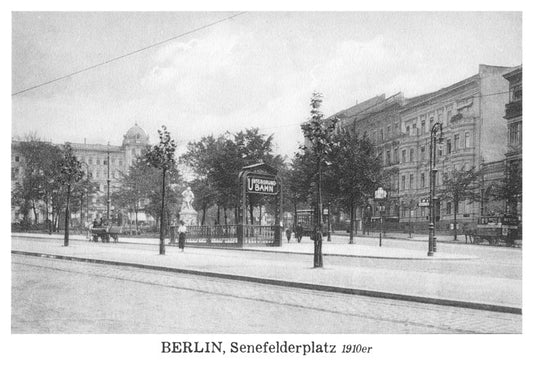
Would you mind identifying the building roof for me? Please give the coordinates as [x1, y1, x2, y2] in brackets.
[503, 65, 522, 81]
[332, 94, 386, 120]
[70, 143, 122, 153]
[401, 73, 479, 112]
[124, 123, 148, 139]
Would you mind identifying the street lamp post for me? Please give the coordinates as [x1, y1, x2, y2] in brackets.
[374, 187, 387, 247]
[107, 143, 111, 221]
[428, 122, 444, 256]
[326, 202, 331, 242]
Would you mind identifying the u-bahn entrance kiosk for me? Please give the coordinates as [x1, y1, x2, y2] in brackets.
[237, 162, 283, 247]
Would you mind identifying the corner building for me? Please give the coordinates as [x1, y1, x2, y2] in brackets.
[331, 64, 517, 230]
[397, 65, 514, 228]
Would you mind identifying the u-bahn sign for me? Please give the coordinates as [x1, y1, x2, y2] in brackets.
[246, 174, 279, 195]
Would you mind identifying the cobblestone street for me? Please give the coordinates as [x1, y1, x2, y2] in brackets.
[12, 254, 521, 333]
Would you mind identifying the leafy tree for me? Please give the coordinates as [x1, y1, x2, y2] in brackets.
[300, 92, 338, 267]
[181, 128, 284, 226]
[181, 135, 221, 224]
[189, 178, 216, 225]
[11, 136, 63, 227]
[145, 125, 178, 255]
[58, 143, 84, 246]
[491, 162, 522, 216]
[440, 166, 482, 241]
[328, 127, 382, 244]
[284, 149, 317, 225]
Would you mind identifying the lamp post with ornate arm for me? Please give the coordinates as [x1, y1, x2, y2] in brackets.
[428, 122, 444, 256]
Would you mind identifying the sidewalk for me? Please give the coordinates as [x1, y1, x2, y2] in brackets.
[11, 233, 521, 314]
[12, 232, 477, 260]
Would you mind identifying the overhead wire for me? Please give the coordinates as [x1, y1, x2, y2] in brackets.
[12, 12, 247, 96]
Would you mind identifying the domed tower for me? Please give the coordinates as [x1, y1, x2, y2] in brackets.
[122, 123, 150, 168]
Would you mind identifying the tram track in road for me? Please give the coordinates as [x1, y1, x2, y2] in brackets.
[12, 254, 521, 333]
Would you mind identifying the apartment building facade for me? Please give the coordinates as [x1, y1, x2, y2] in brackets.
[330, 64, 517, 230]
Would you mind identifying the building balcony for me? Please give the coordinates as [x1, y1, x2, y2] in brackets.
[504, 101, 522, 120]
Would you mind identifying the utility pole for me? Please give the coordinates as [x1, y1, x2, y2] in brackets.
[428, 122, 443, 256]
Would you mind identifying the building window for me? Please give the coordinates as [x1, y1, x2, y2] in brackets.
[409, 174, 414, 189]
[421, 119, 426, 133]
[420, 146, 425, 160]
[401, 175, 406, 190]
[394, 148, 399, 164]
[509, 122, 521, 145]
[409, 148, 414, 162]
[465, 132, 471, 148]
[15, 155, 20, 162]
[402, 149, 407, 163]
[421, 173, 425, 188]
[429, 117, 434, 127]
[406, 125, 410, 135]
[454, 134, 460, 152]
[386, 150, 391, 165]
[446, 202, 452, 215]
[446, 139, 452, 154]
[511, 86, 522, 102]
[380, 129, 384, 142]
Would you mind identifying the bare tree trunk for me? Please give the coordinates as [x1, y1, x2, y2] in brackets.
[349, 203, 355, 244]
[408, 208, 412, 238]
[453, 200, 458, 241]
[202, 206, 207, 225]
[32, 201, 38, 224]
[135, 208, 139, 233]
[64, 184, 71, 246]
[159, 168, 166, 255]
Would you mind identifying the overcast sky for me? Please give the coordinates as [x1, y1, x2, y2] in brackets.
[12, 12, 522, 157]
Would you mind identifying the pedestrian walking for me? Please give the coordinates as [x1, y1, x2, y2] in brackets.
[178, 220, 187, 251]
[296, 223, 304, 243]
[285, 227, 292, 243]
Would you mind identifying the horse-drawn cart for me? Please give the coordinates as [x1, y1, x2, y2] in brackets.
[90, 225, 122, 242]
[465, 215, 520, 246]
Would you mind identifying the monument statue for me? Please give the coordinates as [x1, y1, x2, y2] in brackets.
[180, 186, 198, 226]
[181, 186, 195, 211]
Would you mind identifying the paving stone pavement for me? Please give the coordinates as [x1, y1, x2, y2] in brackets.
[11, 236, 522, 311]
[13, 254, 521, 334]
